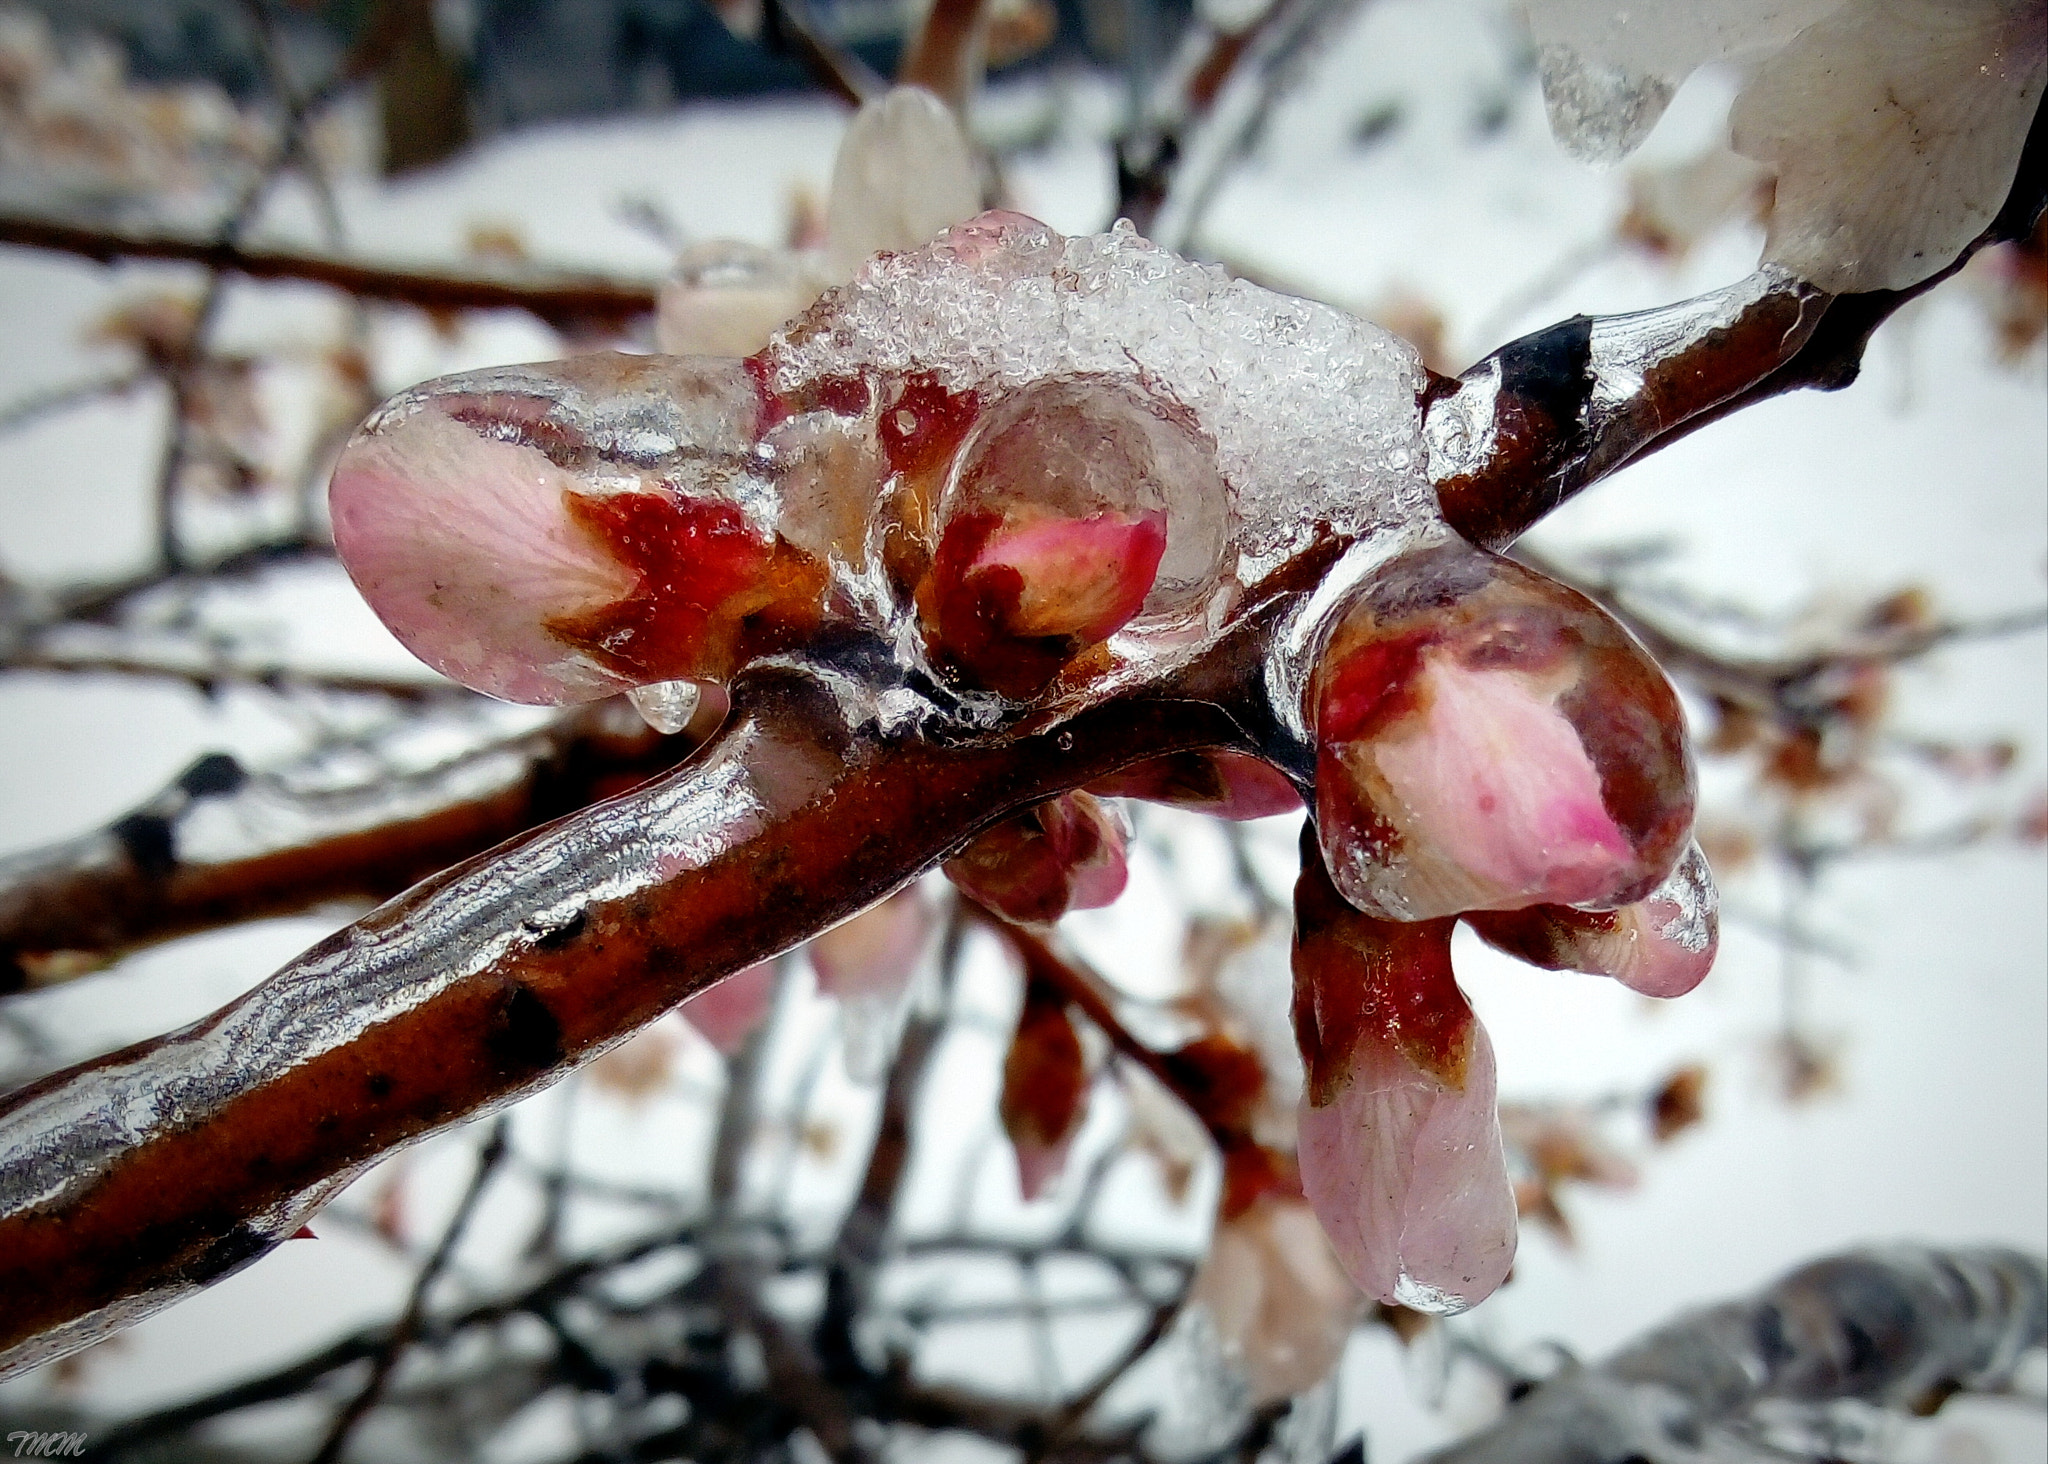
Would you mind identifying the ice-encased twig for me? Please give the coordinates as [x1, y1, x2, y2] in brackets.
[0, 702, 698, 989]
[0, 628, 1277, 1376]
[1429, 93, 2045, 551]
[1422, 1245, 2048, 1464]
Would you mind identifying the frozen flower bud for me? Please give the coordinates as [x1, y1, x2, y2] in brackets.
[682, 960, 778, 1055]
[1310, 541, 1693, 922]
[944, 791, 1129, 924]
[1088, 750, 1304, 819]
[810, 887, 934, 1079]
[1527, 0, 2045, 293]
[329, 353, 828, 704]
[919, 376, 1228, 696]
[824, 87, 982, 281]
[1467, 840, 1718, 998]
[657, 241, 823, 358]
[1291, 852, 1516, 1314]
[659, 88, 982, 357]
[1000, 975, 1090, 1198]
[1187, 1191, 1362, 1405]
[809, 888, 932, 1001]
[1730, 0, 2046, 293]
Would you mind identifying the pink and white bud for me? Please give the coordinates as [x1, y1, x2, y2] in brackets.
[920, 375, 1227, 697]
[809, 888, 932, 1002]
[1291, 855, 1516, 1314]
[330, 354, 827, 703]
[1311, 541, 1693, 922]
[1468, 840, 1718, 998]
[1187, 1192, 1362, 1404]
[944, 792, 1129, 925]
[681, 960, 778, 1055]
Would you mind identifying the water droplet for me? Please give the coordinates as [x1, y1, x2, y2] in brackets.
[628, 679, 703, 735]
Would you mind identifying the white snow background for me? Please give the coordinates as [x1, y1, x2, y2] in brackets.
[0, 0, 2042, 1458]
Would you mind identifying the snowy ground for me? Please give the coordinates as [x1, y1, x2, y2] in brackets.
[0, 0, 2043, 1457]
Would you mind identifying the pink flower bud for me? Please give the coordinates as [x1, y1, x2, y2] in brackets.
[918, 376, 1226, 697]
[1467, 840, 1718, 998]
[1291, 852, 1516, 1314]
[1000, 976, 1089, 1199]
[329, 354, 826, 704]
[1311, 542, 1693, 921]
[808, 888, 931, 1002]
[1187, 1192, 1362, 1404]
[944, 792, 1129, 925]
[1088, 750, 1304, 819]
[681, 960, 778, 1055]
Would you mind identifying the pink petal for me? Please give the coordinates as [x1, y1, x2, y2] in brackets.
[330, 399, 637, 704]
[1296, 1013, 1516, 1315]
[1370, 652, 1633, 912]
[809, 888, 931, 1000]
[681, 961, 778, 1055]
[1468, 841, 1718, 998]
[968, 510, 1169, 644]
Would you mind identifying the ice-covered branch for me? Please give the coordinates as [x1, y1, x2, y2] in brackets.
[0, 652, 1255, 1376]
[0, 702, 698, 991]
[1424, 1245, 2047, 1463]
[1429, 93, 2047, 551]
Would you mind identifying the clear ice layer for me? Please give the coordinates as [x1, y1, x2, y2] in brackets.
[762, 214, 1434, 567]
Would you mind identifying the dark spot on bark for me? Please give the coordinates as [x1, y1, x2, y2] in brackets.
[177, 752, 247, 798]
[189, 1223, 274, 1283]
[112, 812, 176, 877]
[485, 980, 563, 1077]
[522, 908, 586, 950]
[365, 1071, 394, 1099]
[1752, 1301, 1795, 1372]
[1495, 314, 1594, 434]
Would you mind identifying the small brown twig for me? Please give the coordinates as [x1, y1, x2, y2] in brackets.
[0, 214, 662, 336]
[308, 1117, 509, 1464]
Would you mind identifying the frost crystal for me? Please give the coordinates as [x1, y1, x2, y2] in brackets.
[763, 213, 1432, 565]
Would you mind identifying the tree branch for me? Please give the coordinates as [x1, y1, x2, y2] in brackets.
[0, 703, 695, 992]
[0, 213, 661, 335]
[1430, 95, 2048, 551]
[0, 651, 1255, 1376]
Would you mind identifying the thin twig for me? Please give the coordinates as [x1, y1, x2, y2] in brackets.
[309, 1117, 510, 1464]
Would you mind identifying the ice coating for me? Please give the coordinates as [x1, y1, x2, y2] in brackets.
[762, 211, 1434, 566]
[1526, 0, 1841, 162]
